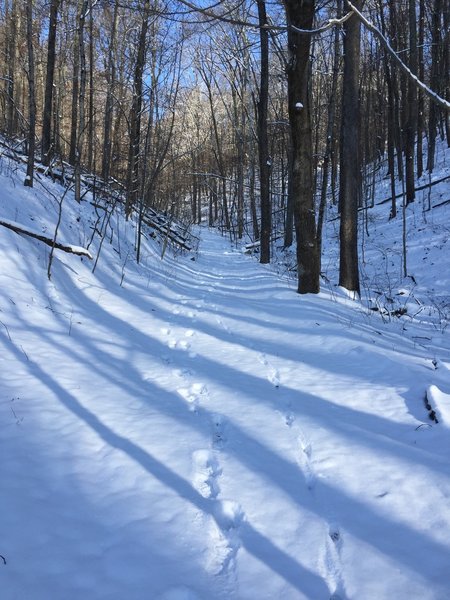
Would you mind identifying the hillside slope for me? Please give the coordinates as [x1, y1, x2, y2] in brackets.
[1, 154, 450, 599]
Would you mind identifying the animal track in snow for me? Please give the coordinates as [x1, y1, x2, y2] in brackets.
[177, 383, 208, 412]
[285, 412, 295, 427]
[323, 523, 346, 600]
[216, 317, 231, 334]
[213, 499, 244, 531]
[297, 431, 315, 491]
[172, 367, 193, 379]
[211, 414, 227, 448]
[167, 338, 191, 351]
[209, 499, 244, 575]
[258, 353, 280, 388]
[295, 428, 346, 599]
[191, 449, 221, 499]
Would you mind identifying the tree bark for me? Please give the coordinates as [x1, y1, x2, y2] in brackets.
[339, 1, 363, 295]
[125, 0, 151, 217]
[257, 0, 271, 264]
[24, 0, 36, 188]
[41, 0, 59, 166]
[405, 0, 417, 204]
[101, 0, 119, 182]
[284, 0, 319, 294]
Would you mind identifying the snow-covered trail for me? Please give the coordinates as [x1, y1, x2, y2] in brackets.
[1, 223, 450, 600]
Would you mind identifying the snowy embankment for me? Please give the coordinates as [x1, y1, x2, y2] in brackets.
[1, 157, 450, 600]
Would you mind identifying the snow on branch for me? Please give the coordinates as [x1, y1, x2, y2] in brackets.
[346, 0, 450, 112]
[177, 0, 354, 34]
[0, 218, 93, 259]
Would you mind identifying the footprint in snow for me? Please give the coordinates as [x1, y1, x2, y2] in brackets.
[213, 499, 244, 531]
[192, 449, 221, 499]
[209, 499, 244, 575]
[211, 414, 227, 448]
[167, 339, 191, 351]
[258, 353, 280, 388]
[177, 383, 208, 412]
[285, 412, 295, 427]
[216, 317, 230, 334]
[329, 525, 341, 545]
[160, 327, 171, 336]
[172, 367, 192, 379]
[297, 433, 315, 490]
[185, 329, 195, 338]
[324, 523, 346, 600]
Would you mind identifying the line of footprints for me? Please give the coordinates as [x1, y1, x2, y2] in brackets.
[163, 310, 344, 598]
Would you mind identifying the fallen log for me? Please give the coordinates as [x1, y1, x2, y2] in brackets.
[0, 218, 93, 259]
[141, 215, 192, 251]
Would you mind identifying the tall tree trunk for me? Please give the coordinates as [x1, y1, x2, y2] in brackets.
[74, 0, 88, 202]
[427, 0, 442, 172]
[317, 0, 341, 257]
[69, 0, 82, 165]
[339, 1, 363, 295]
[249, 154, 260, 241]
[41, 0, 59, 166]
[405, 0, 417, 204]
[126, 0, 150, 217]
[416, 0, 425, 178]
[24, 0, 35, 187]
[6, 0, 18, 137]
[102, 0, 119, 182]
[284, 0, 319, 294]
[444, 1, 450, 146]
[257, 0, 271, 263]
[87, 0, 95, 172]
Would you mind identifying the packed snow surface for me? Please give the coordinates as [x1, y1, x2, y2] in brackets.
[1, 159, 450, 600]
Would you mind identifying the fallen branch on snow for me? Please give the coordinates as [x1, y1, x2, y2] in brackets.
[0, 218, 93, 259]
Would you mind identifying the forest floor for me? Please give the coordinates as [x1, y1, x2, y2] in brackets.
[0, 147, 450, 599]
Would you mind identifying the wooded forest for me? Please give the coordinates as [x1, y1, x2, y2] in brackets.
[0, 0, 449, 294]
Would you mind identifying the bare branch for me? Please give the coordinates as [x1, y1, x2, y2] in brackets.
[346, 0, 450, 112]
[0, 218, 93, 258]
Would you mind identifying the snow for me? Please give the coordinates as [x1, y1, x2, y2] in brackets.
[1, 149, 450, 600]
[0, 216, 93, 259]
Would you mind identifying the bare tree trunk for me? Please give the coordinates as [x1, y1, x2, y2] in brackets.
[317, 0, 341, 257]
[427, 0, 443, 172]
[444, 1, 450, 146]
[87, 0, 95, 172]
[126, 0, 150, 217]
[284, 0, 319, 294]
[257, 0, 271, 263]
[249, 154, 260, 241]
[339, 1, 363, 295]
[6, 0, 18, 137]
[416, 0, 425, 178]
[41, 0, 59, 166]
[69, 0, 82, 165]
[24, 0, 35, 188]
[405, 0, 417, 204]
[102, 0, 119, 182]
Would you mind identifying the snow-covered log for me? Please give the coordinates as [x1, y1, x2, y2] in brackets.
[0, 218, 93, 259]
